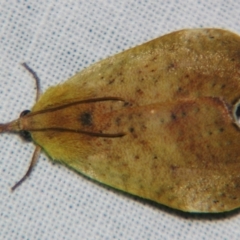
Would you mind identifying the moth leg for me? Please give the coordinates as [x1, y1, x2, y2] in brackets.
[11, 145, 41, 191]
[21, 62, 41, 101]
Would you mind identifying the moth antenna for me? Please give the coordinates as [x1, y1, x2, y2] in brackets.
[22, 63, 41, 101]
[26, 127, 126, 138]
[11, 146, 41, 191]
[78, 131, 126, 138]
[27, 97, 126, 117]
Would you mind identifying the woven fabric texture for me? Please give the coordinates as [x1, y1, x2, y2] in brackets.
[1, 1, 240, 239]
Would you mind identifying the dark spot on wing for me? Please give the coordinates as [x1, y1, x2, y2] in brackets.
[129, 127, 134, 133]
[80, 112, 92, 126]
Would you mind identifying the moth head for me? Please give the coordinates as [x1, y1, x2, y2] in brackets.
[19, 110, 32, 142]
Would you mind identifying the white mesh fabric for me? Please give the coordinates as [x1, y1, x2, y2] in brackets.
[1, 1, 240, 239]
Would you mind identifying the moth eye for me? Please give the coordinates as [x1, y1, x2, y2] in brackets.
[233, 100, 240, 125]
[19, 130, 32, 142]
[20, 110, 31, 117]
[19, 110, 32, 141]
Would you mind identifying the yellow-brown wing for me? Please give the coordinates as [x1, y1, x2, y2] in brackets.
[33, 28, 240, 110]
[28, 28, 240, 212]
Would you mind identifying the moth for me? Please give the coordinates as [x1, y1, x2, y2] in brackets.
[1, 28, 240, 213]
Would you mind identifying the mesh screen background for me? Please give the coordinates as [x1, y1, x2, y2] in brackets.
[1, 1, 240, 239]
